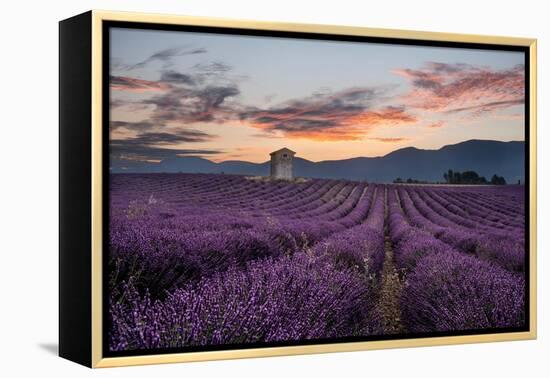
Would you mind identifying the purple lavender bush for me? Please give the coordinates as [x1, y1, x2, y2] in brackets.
[109, 217, 301, 298]
[108, 174, 527, 350]
[313, 225, 385, 279]
[393, 228, 453, 271]
[401, 250, 525, 332]
[110, 252, 381, 351]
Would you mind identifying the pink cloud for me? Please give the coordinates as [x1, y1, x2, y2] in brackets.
[110, 75, 171, 93]
[392, 62, 524, 116]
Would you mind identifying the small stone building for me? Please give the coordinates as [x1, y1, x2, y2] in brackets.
[270, 147, 295, 180]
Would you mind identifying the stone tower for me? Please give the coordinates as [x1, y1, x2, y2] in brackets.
[270, 148, 295, 180]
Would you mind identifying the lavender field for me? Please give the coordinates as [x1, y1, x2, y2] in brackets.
[108, 173, 526, 352]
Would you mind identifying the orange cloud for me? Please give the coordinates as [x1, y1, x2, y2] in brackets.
[241, 89, 417, 141]
[344, 106, 417, 126]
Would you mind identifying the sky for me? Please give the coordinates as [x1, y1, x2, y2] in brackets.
[109, 27, 525, 164]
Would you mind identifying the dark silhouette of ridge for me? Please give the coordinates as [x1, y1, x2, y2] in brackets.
[110, 139, 525, 183]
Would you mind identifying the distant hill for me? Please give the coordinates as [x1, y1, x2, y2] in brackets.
[110, 139, 525, 183]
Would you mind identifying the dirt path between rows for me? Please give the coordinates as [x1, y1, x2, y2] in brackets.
[378, 187, 404, 334]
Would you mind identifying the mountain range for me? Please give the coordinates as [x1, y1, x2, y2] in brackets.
[111, 139, 525, 183]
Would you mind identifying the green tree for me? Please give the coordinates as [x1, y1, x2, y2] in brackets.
[443, 169, 489, 185]
[490, 174, 507, 185]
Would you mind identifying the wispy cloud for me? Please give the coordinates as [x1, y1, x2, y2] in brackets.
[110, 120, 156, 132]
[143, 85, 241, 124]
[126, 47, 207, 70]
[110, 144, 220, 162]
[239, 88, 416, 140]
[159, 70, 196, 86]
[192, 61, 232, 75]
[445, 100, 524, 115]
[190, 62, 247, 86]
[392, 62, 524, 116]
[369, 137, 410, 143]
[110, 130, 218, 162]
[111, 53, 245, 125]
[110, 75, 170, 93]
[115, 130, 215, 144]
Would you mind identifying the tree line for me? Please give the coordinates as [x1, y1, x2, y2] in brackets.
[393, 170, 507, 185]
[443, 169, 506, 185]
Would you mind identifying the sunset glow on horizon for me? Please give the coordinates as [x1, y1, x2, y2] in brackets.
[109, 28, 525, 164]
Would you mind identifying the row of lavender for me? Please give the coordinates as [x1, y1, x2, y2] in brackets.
[109, 174, 386, 350]
[109, 173, 525, 351]
[387, 188, 525, 332]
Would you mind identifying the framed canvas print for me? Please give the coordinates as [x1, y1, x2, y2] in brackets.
[59, 10, 537, 368]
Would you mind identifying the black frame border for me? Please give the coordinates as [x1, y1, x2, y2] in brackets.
[59, 11, 93, 367]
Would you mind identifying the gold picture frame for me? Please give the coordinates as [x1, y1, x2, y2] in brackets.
[59, 10, 537, 368]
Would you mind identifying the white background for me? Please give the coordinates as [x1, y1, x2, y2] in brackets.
[1, 0, 547, 376]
